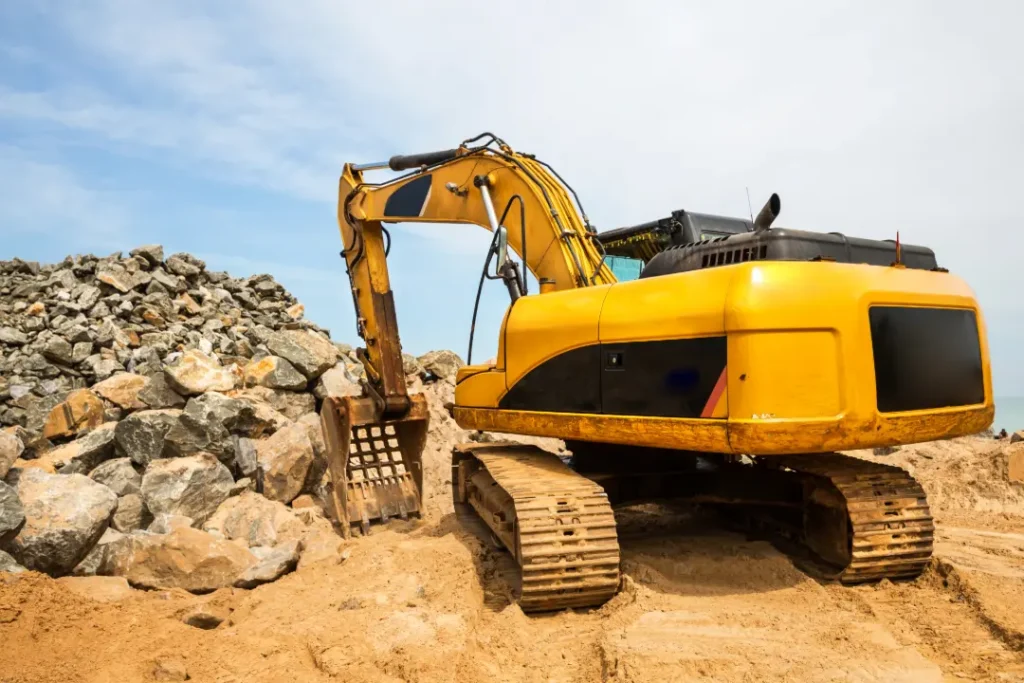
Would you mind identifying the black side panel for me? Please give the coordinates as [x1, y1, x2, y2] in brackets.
[383, 174, 432, 218]
[499, 345, 602, 413]
[870, 306, 985, 412]
[602, 337, 727, 417]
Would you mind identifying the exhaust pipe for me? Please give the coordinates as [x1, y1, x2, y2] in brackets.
[753, 193, 781, 232]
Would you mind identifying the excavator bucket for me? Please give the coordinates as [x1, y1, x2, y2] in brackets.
[319, 393, 429, 537]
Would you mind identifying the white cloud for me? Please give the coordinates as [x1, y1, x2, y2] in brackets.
[0, 146, 128, 250]
[1, 0, 1022, 390]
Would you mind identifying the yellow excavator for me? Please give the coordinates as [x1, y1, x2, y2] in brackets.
[319, 133, 994, 612]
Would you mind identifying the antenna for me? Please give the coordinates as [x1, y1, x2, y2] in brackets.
[745, 187, 754, 222]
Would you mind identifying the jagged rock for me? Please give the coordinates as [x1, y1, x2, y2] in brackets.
[165, 253, 205, 277]
[113, 527, 256, 593]
[231, 386, 315, 421]
[234, 437, 258, 479]
[235, 540, 300, 588]
[229, 477, 255, 496]
[0, 431, 22, 479]
[89, 458, 142, 496]
[873, 445, 901, 456]
[37, 422, 117, 475]
[0, 481, 25, 544]
[148, 514, 193, 534]
[141, 453, 234, 525]
[402, 353, 422, 376]
[72, 526, 124, 576]
[4, 469, 117, 575]
[0, 549, 26, 573]
[114, 409, 180, 466]
[243, 355, 308, 391]
[112, 493, 153, 533]
[314, 363, 362, 400]
[42, 337, 74, 365]
[163, 349, 238, 395]
[297, 413, 328, 494]
[256, 422, 314, 504]
[1011, 430, 1024, 444]
[0, 327, 29, 346]
[96, 261, 151, 293]
[72, 341, 94, 364]
[41, 388, 105, 439]
[265, 329, 337, 380]
[164, 392, 259, 463]
[130, 244, 164, 266]
[285, 303, 304, 320]
[203, 491, 306, 548]
[136, 372, 186, 409]
[418, 350, 464, 384]
[92, 373, 149, 410]
[57, 576, 135, 602]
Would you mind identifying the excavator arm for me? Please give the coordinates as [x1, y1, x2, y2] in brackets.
[337, 134, 616, 415]
[321, 134, 615, 536]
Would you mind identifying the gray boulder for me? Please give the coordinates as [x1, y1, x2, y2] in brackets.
[163, 350, 238, 395]
[234, 540, 300, 588]
[72, 527, 125, 576]
[0, 431, 23, 480]
[242, 355, 308, 391]
[136, 373, 186, 409]
[89, 458, 142, 496]
[3, 469, 118, 575]
[202, 491, 306, 548]
[0, 549, 26, 573]
[256, 422, 314, 504]
[314, 363, 362, 400]
[265, 329, 337, 380]
[111, 527, 255, 593]
[148, 514, 193, 534]
[130, 244, 164, 267]
[111, 493, 153, 533]
[141, 453, 233, 525]
[47, 423, 118, 475]
[0, 481, 25, 544]
[418, 350, 464, 384]
[164, 392, 258, 463]
[114, 409, 181, 466]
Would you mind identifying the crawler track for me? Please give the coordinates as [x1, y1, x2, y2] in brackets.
[769, 453, 935, 583]
[452, 444, 621, 612]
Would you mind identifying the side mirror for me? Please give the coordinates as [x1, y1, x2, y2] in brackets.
[495, 226, 509, 271]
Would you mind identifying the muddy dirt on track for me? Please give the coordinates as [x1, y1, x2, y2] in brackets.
[3, 416, 1024, 682]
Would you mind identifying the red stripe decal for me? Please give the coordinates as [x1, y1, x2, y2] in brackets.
[700, 367, 728, 418]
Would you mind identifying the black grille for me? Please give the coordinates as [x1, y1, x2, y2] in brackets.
[869, 306, 985, 412]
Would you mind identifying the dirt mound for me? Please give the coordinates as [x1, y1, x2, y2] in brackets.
[851, 436, 1024, 525]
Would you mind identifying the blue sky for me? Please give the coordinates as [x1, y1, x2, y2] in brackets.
[1, 1, 1022, 394]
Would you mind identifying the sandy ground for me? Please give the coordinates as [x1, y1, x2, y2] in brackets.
[3, 393, 1024, 682]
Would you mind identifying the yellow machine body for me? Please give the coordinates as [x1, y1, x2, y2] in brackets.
[453, 259, 993, 454]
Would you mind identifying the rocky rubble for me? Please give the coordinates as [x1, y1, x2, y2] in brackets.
[0, 247, 465, 592]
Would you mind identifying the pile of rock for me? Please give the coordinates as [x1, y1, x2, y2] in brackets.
[0, 247, 464, 592]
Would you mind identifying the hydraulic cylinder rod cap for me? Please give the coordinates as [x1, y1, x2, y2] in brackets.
[539, 278, 557, 294]
[753, 193, 781, 232]
[388, 148, 460, 172]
